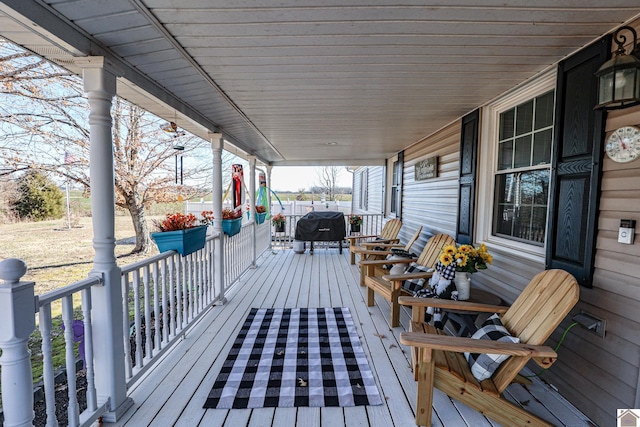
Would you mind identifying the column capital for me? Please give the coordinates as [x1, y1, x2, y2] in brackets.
[209, 133, 224, 150]
[74, 56, 121, 74]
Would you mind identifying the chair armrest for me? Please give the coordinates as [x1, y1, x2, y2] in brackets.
[359, 258, 416, 267]
[346, 234, 379, 242]
[398, 296, 508, 314]
[382, 271, 433, 282]
[352, 248, 393, 256]
[399, 332, 557, 359]
[360, 239, 403, 248]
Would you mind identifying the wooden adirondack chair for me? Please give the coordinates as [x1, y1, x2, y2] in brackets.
[354, 226, 423, 287]
[399, 269, 579, 427]
[346, 218, 402, 264]
[361, 233, 455, 327]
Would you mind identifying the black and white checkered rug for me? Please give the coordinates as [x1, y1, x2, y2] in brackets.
[203, 307, 383, 409]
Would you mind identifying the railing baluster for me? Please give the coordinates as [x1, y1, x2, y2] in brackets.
[161, 258, 169, 344]
[175, 254, 183, 333]
[169, 256, 176, 338]
[62, 295, 80, 426]
[152, 261, 161, 352]
[81, 288, 97, 412]
[143, 265, 152, 360]
[133, 271, 143, 369]
[122, 273, 133, 380]
[38, 303, 58, 427]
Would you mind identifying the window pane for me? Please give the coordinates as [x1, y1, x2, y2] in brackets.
[515, 100, 533, 136]
[493, 171, 548, 245]
[532, 129, 552, 165]
[535, 91, 554, 129]
[513, 135, 532, 168]
[498, 141, 513, 170]
[531, 170, 550, 204]
[499, 108, 515, 140]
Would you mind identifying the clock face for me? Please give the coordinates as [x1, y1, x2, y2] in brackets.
[606, 126, 640, 163]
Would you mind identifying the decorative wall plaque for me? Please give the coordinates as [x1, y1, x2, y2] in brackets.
[415, 156, 438, 180]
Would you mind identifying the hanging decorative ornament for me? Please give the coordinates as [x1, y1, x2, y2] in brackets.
[161, 111, 186, 137]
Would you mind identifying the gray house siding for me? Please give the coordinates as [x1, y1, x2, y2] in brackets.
[401, 121, 460, 251]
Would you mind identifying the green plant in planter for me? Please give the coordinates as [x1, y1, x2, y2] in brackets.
[151, 212, 208, 256]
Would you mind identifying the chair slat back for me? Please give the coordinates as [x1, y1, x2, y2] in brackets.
[403, 226, 423, 252]
[501, 269, 579, 345]
[492, 269, 579, 391]
[380, 218, 402, 240]
[416, 234, 455, 267]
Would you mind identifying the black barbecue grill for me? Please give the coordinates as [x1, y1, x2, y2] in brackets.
[294, 211, 346, 254]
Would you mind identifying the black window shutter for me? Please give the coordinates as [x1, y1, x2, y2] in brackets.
[546, 37, 610, 287]
[456, 109, 480, 245]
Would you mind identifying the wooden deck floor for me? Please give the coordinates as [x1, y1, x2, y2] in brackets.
[108, 247, 594, 427]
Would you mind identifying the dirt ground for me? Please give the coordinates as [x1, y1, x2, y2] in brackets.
[0, 215, 161, 295]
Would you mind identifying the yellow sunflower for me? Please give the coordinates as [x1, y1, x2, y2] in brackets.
[440, 253, 453, 266]
[443, 245, 457, 256]
[458, 244, 473, 254]
[455, 252, 469, 267]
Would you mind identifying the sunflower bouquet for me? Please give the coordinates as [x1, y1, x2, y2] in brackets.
[439, 243, 492, 274]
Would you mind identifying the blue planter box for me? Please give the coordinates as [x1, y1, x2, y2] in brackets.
[222, 217, 243, 237]
[151, 226, 207, 256]
[255, 212, 267, 224]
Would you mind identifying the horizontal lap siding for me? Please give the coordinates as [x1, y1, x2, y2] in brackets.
[544, 104, 640, 425]
[401, 121, 460, 251]
[352, 166, 384, 215]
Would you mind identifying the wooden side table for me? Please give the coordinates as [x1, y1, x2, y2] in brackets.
[444, 288, 503, 337]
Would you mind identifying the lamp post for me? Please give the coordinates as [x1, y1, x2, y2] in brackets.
[595, 26, 640, 110]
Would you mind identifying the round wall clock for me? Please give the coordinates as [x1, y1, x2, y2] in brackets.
[605, 125, 640, 163]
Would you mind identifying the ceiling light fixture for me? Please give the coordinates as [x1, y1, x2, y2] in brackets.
[595, 26, 640, 110]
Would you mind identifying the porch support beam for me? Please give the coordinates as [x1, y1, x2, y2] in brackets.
[77, 56, 133, 421]
[249, 155, 257, 267]
[266, 165, 273, 251]
[210, 133, 226, 304]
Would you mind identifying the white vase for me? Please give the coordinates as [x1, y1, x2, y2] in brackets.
[454, 272, 471, 300]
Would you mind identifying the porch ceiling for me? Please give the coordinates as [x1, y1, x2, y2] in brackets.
[1, 1, 640, 165]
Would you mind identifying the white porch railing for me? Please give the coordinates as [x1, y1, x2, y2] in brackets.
[0, 221, 271, 426]
[120, 236, 219, 387]
[273, 213, 384, 247]
[36, 275, 106, 427]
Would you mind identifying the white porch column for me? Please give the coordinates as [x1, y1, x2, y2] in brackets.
[249, 156, 257, 267]
[210, 133, 226, 304]
[77, 57, 132, 421]
[266, 165, 273, 250]
[0, 258, 35, 427]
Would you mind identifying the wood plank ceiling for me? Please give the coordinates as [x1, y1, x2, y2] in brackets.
[1, 1, 640, 165]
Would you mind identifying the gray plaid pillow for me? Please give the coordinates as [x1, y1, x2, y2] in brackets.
[464, 314, 520, 381]
[402, 262, 432, 293]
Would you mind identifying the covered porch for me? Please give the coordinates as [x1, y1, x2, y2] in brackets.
[2, 2, 640, 427]
[109, 248, 591, 427]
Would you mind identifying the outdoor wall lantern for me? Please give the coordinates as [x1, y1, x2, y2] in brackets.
[595, 26, 640, 110]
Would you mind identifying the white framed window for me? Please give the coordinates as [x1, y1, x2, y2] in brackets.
[359, 169, 368, 210]
[385, 155, 401, 217]
[476, 71, 556, 261]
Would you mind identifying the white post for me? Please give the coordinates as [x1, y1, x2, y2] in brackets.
[76, 57, 133, 421]
[266, 165, 273, 250]
[249, 156, 257, 267]
[66, 179, 72, 229]
[0, 258, 35, 427]
[210, 133, 226, 304]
